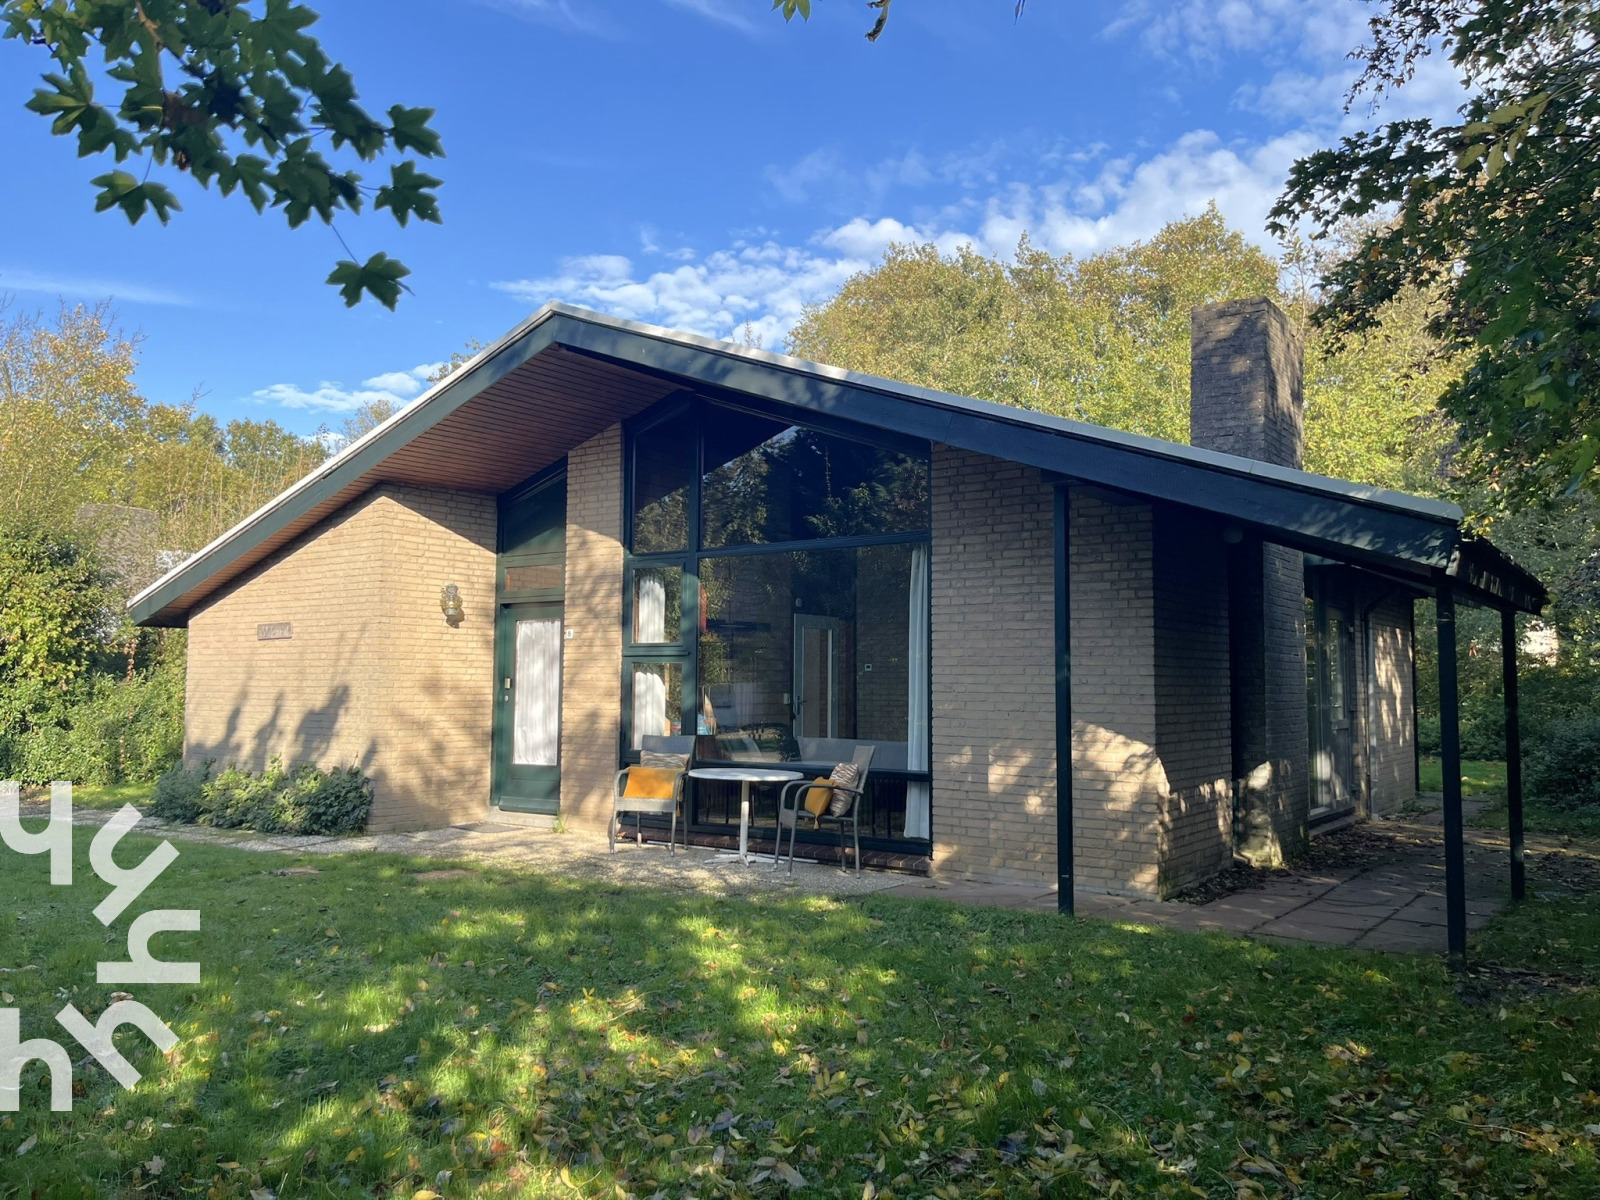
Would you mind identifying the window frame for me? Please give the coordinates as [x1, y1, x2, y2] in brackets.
[620, 393, 934, 851]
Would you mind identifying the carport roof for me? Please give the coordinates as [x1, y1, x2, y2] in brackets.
[128, 302, 1546, 626]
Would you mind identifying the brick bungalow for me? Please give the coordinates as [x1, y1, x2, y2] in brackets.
[129, 298, 1544, 941]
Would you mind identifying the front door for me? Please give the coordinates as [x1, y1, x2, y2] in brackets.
[493, 601, 563, 812]
[493, 465, 567, 814]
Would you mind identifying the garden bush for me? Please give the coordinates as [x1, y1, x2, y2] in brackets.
[0, 655, 184, 785]
[150, 760, 207, 823]
[149, 758, 373, 836]
[1525, 713, 1600, 811]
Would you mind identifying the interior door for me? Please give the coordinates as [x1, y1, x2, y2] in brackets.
[793, 615, 843, 739]
[493, 601, 562, 813]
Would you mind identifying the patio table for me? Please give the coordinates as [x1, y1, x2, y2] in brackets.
[687, 767, 803, 865]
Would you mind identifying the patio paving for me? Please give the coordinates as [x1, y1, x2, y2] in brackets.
[882, 795, 1518, 954]
[40, 803, 906, 900]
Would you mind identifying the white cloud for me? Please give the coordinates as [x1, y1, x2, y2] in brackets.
[494, 241, 877, 349]
[251, 362, 444, 414]
[468, 0, 616, 36]
[0, 267, 190, 307]
[663, 0, 760, 34]
[490, 124, 1324, 349]
[1109, 0, 1466, 133]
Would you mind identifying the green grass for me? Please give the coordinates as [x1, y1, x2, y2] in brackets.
[66, 782, 156, 812]
[1415, 757, 1600, 836]
[2, 835, 1598, 1199]
[1418, 756, 1506, 797]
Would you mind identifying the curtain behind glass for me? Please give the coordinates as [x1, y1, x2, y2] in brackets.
[513, 618, 561, 766]
[903, 544, 931, 839]
[632, 667, 668, 750]
[636, 568, 667, 642]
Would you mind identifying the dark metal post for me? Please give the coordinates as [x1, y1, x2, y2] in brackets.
[1437, 586, 1467, 968]
[1054, 485, 1074, 915]
[1502, 608, 1525, 902]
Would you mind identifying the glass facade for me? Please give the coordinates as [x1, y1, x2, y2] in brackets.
[623, 398, 932, 845]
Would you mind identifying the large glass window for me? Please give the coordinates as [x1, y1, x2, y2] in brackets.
[697, 544, 918, 766]
[623, 397, 932, 844]
[632, 406, 695, 553]
[702, 408, 929, 548]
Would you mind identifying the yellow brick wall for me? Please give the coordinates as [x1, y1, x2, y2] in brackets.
[1069, 490, 1166, 896]
[559, 425, 625, 833]
[929, 447, 1058, 884]
[1367, 593, 1417, 815]
[184, 484, 497, 832]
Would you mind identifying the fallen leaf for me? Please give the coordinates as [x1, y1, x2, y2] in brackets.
[773, 1160, 807, 1188]
[16, 1135, 36, 1156]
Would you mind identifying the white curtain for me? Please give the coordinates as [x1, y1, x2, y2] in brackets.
[903, 544, 932, 839]
[636, 569, 666, 643]
[632, 667, 667, 750]
[513, 618, 561, 766]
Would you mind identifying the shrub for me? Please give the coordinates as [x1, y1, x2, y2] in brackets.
[152, 758, 373, 836]
[300, 766, 372, 835]
[150, 761, 208, 823]
[1525, 714, 1600, 811]
[0, 658, 183, 786]
[202, 761, 286, 829]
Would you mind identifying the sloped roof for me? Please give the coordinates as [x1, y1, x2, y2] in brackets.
[128, 303, 1545, 626]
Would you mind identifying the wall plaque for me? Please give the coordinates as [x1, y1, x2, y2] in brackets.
[257, 622, 293, 641]
[504, 565, 562, 592]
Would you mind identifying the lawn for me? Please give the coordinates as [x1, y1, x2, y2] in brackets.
[2, 831, 1598, 1199]
[1418, 757, 1506, 798]
[1416, 758, 1600, 837]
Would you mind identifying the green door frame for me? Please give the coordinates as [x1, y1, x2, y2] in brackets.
[493, 462, 567, 815]
[492, 600, 563, 813]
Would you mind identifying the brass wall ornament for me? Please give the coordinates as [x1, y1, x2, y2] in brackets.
[439, 583, 464, 626]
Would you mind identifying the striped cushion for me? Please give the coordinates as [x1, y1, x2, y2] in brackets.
[826, 762, 861, 817]
[640, 750, 689, 770]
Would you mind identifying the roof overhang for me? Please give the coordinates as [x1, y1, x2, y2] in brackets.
[129, 303, 1546, 626]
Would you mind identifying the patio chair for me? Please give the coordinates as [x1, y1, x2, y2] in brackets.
[611, 735, 693, 855]
[775, 743, 875, 876]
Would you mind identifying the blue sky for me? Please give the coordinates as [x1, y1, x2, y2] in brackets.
[0, 0, 1462, 437]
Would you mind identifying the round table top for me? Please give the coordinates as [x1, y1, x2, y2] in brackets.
[687, 767, 804, 783]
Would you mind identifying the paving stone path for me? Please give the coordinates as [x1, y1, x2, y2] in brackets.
[885, 797, 1529, 953]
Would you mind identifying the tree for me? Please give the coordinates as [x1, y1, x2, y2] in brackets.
[1270, 0, 1600, 500]
[793, 210, 1274, 445]
[2, 1, 444, 308]
[790, 211, 1461, 490]
[0, 298, 329, 549]
[337, 396, 398, 446]
[0, 525, 110, 686]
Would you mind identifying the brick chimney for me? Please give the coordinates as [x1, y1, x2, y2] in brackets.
[1189, 298, 1304, 469]
[1189, 298, 1309, 867]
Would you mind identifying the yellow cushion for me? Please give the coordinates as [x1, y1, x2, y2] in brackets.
[623, 766, 679, 800]
[802, 776, 833, 817]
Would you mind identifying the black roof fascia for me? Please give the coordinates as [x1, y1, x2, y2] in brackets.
[551, 320, 1464, 575]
